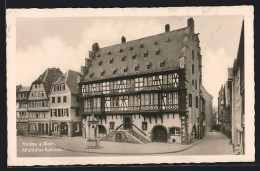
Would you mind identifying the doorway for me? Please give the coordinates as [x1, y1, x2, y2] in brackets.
[124, 117, 132, 130]
[152, 125, 167, 142]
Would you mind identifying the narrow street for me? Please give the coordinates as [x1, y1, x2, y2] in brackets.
[173, 131, 234, 155]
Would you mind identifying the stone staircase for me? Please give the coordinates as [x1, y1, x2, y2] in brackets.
[101, 124, 150, 144]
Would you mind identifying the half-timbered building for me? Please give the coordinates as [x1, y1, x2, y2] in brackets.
[79, 18, 205, 144]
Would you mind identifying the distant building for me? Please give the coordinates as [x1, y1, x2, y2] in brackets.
[49, 70, 82, 137]
[16, 85, 30, 135]
[79, 18, 209, 144]
[27, 68, 63, 135]
[231, 21, 245, 154]
[200, 85, 213, 133]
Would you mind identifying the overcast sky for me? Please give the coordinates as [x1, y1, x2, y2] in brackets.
[16, 15, 243, 106]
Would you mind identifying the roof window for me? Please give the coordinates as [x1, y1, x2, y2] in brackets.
[135, 65, 139, 71]
[154, 41, 158, 45]
[90, 73, 94, 78]
[147, 62, 152, 69]
[101, 70, 105, 76]
[109, 58, 114, 63]
[156, 49, 160, 55]
[119, 49, 123, 52]
[144, 51, 148, 57]
[129, 47, 133, 50]
[98, 60, 103, 66]
[124, 66, 128, 72]
[113, 68, 117, 74]
[108, 51, 111, 55]
[122, 55, 126, 61]
[166, 38, 171, 43]
[160, 60, 165, 67]
[132, 53, 137, 59]
[140, 44, 144, 48]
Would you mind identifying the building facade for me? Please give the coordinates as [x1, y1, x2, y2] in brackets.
[49, 70, 82, 137]
[231, 21, 245, 155]
[79, 18, 208, 144]
[200, 85, 213, 133]
[16, 85, 30, 135]
[27, 68, 63, 135]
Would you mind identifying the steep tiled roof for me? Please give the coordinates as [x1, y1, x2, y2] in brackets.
[201, 85, 213, 99]
[32, 68, 63, 95]
[53, 70, 80, 94]
[82, 25, 192, 83]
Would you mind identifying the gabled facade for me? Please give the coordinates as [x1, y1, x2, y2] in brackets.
[79, 18, 204, 144]
[49, 70, 81, 137]
[16, 85, 30, 135]
[27, 68, 63, 135]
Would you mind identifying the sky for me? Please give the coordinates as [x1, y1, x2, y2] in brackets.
[16, 15, 243, 107]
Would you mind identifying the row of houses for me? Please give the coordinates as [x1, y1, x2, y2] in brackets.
[217, 21, 245, 154]
[16, 69, 82, 137]
[17, 18, 214, 144]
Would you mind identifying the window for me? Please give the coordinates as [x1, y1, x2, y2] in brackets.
[192, 64, 194, 74]
[119, 49, 123, 52]
[124, 66, 128, 72]
[63, 96, 67, 103]
[76, 108, 79, 116]
[135, 65, 139, 71]
[122, 56, 126, 61]
[196, 96, 198, 108]
[64, 108, 69, 117]
[108, 51, 111, 55]
[144, 51, 148, 57]
[90, 73, 94, 78]
[161, 92, 178, 109]
[101, 70, 105, 76]
[192, 80, 194, 86]
[142, 122, 147, 130]
[132, 53, 137, 59]
[195, 79, 197, 89]
[35, 84, 37, 88]
[61, 84, 65, 90]
[166, 38, 171, 42]
[140, 44, 144, 48]
[58, 97, 61, 103]
[192, 50, 194, 60]
[169, 127, 180, 136]
[98, 60, 103, 66]
[109, 122, 115, 130]
[111, 96, 119, 107]
[160, 60, 165, 67]
[109, 58, 114, 63]
[113, 68, 117, 74]
[156, 49, 160, 55]
[154, 41, 158, 45]
[189, 94, 192, 107]
[41, 91, 44, 96]
[147, 63, 152, 69]
[129, 47, 133, 50]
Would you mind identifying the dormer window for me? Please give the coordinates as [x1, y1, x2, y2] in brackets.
[108, 51, 111, 55]
[129, 47, 133, 50]
[119, 49, 123, 52]
[154, 41, 158, 45]
[144, 51, 148, 57]
[132, 53, 137, 59]
[90, 73, 94, 78]
[124, 66, 128, 72]
[97, 53, 100, 57]
[160, 60, 165, 67]
[122, 55, 126, 61]
[109, 58, 114, 63]
[135, 65, 139, 71]
[101, 70, 105, 76]
[140, 44, 144, 48]
[113, 68, 117, 74]
[156, 49, 160, 55]
[166, 38, 171, 43]
[147, 62, 152, 69]
[98, 60, 103, 66]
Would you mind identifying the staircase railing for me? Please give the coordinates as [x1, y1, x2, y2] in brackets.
[115, 124, 123, 131]
[132, 124, 147, 136]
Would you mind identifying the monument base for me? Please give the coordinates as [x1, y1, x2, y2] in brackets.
[85, 139, 101, 149]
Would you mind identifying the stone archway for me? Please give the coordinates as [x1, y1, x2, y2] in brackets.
[152, 125, 168, 142]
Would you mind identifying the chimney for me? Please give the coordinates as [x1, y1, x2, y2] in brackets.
[121, 36, 126, 43]
[165, 24, 170, 32]
[187, 18, 194, 33]
[92, 43, 100, 52]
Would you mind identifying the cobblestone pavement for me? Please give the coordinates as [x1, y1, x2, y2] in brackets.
[172, 131, 234, 155]
[17, 131, 234, 157]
